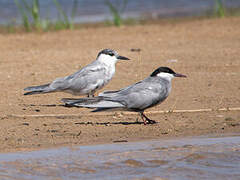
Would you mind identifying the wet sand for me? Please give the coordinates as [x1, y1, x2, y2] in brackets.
[0, 17, 240, 152]
[0, 135, 240, 179]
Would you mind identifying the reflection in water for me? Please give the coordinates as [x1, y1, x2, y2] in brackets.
[0, 135, 240, 179]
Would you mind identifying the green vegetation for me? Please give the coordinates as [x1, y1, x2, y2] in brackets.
[0, 0, 239, 33]
[204, 0, 240, 18]
[13, 0, 78, 32]
[215, 0, 225, 17]
[105, 0, 128, 26]
[53, 0, 78, 30]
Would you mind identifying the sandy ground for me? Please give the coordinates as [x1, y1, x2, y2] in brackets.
[0, 17, 239, 152]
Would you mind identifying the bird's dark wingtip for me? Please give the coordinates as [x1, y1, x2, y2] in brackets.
[23, 91, 33, 95]
[23, 91, 43, 95]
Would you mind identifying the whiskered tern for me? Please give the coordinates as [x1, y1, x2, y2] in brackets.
[24, 49, 130, 97]
[62, 67, 186, 125]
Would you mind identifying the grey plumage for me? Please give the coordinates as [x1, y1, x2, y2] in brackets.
[24, 49, 130, 97]
[62, 67, 187, 125]
[24, 84, 50, 95]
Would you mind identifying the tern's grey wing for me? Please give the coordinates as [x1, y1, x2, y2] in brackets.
[104, 78, 170, 110]
[49, 62, 108, 95]
[98, 80, 144, 97]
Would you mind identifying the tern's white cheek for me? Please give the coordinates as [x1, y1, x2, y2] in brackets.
[98, 54, 118, 65]
[157, 72, 174, 81]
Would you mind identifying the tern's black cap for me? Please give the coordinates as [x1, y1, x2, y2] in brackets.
[97, 49, 116, 57]
[150, 67, 176, 77]
[97, 49, 130, 60]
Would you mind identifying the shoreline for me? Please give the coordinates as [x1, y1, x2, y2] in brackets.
[0, 12, 239, 34]
[1, 132, 239, 154]
[0, 17, 239, 152]
[1, 110, 240, 153]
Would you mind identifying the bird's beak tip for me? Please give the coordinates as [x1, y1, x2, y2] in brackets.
[118, 55, 130, 60]
[174, 73, 187, 78]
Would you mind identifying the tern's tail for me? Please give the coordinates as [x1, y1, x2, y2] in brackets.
[61, 97, 125, 111]
[24, 83, 51, 95]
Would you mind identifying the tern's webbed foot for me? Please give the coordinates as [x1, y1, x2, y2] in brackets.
[87, 94, 95, 98]
[140, 112, 157, 125]
[147, 119, 157, 124]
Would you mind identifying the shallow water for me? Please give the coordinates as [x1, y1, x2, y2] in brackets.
[0, 135, 240, 180]
[0, 0, 240, 24]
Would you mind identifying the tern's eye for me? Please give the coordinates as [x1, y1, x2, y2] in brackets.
[108, 52, 114, 56]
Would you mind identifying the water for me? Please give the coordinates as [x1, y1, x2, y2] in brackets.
[0, 135, 240, 179]
[0, 0, 240, 25]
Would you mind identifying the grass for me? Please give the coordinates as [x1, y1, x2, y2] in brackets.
[1, 0, 239, 33]
[214, 0, 240, 17]
[53, 0, 77, 30]
[105, 0, 128, 27]
[13, 0, 78, 32]
[215, 0, 225, 17]
[14, 0, 31, 31]
[204, 0, 240, 18]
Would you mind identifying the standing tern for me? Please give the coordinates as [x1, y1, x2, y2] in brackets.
[62, 67, 187, 125]
[24, 49, 130, 97]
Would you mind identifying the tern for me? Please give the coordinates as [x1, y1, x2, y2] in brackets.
[24, 49, 130, 97]
[62, 67, 187, 125]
